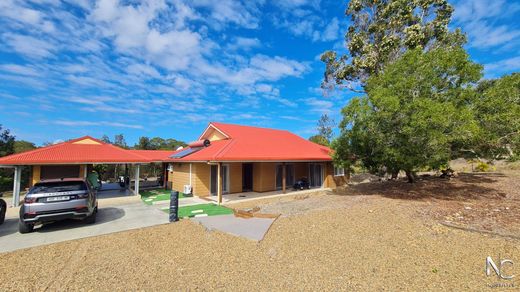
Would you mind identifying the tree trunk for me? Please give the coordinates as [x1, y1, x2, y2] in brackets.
[405, 170, 416, 183]
[391, 170, 399, 180]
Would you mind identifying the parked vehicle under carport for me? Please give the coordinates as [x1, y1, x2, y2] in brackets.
[19, 178, 98, 233]
[0, 193, 6, 224]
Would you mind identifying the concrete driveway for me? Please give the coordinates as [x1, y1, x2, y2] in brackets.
[0, 197, 168, 253]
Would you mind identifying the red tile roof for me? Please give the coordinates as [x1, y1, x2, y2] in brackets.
[169, 122, 332, 162]
[0, 136, 150, 165]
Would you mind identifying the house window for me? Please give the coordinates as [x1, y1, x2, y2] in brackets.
[334, 167, 345, 176]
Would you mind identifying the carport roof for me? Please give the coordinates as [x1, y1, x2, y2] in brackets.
[0, 136, 153, 165]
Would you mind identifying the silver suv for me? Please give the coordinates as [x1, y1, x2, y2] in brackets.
[19, 178, 98, 233]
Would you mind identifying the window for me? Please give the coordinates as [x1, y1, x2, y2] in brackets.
[334, 167, 345, 176]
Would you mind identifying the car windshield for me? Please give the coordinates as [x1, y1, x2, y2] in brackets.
[30, 181, 87, 194]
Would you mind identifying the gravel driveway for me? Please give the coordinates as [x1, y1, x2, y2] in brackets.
[0, 188, 518, 290]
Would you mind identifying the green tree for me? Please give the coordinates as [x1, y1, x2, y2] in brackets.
[317, 114, 335, 142]
[334, 48, 482, 182]
[309, 135, 330, 146]
[101, 135, 111, 144]
[321, 0, 465, 91]
[113, 134, 127, 149]
[136, 136, 152, 150]
[14, 140, 37, 153]
[472, 73, 520, 159]
[0, 125, 15, 157]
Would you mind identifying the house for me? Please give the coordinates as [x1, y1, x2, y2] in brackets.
[165, 122, 346, 203]
[0, 122, 346, 207]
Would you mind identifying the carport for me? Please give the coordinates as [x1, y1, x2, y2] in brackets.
[0, 136, 174, 207]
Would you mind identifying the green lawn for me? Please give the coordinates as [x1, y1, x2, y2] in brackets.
[162, 203, 234, 218]
[140, 189, 189, 205]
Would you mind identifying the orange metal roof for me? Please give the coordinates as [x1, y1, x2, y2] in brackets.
[0, 123, 332, 165]
[0, 136, 150, 165]
[168, 122, 332, 162]
[127, 150, 177, 162]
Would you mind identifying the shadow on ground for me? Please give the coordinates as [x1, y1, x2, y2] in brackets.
[34, 207, 126, 233]
[340, 173, 508, 202]
[0, 207, 126, 237]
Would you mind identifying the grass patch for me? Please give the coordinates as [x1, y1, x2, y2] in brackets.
[140, 189, 188, 205]
[162, 203, 234, 218]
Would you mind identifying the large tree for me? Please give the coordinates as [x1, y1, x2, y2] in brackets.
[321, 0, 465, 91]
[309, 114, 336, 146]
[113, 134, 127, 149]
[334, 48, 482, 182]
[14, 140, 37, 154]
[472, 73, 520, 160]
[0, 125, 15, 157]
[136, 136, 152, 150]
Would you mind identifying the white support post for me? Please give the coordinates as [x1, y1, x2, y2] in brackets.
[12, 166, 22, 207]
[189, 163, 192, 186]
[135, 164, 140, 196]
[83, 165, 88, 179]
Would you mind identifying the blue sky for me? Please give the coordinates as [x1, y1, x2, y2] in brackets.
[0, 0, 519, 146]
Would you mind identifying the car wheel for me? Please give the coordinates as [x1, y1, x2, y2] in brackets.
[19, 220, 34, 233]
[84, 207, 97, 224]
[0, 199, 6, 225]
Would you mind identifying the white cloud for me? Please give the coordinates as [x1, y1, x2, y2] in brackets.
[54, 120, 143, 129]
[227, 37, 261, 51]
[319, 17, 340, 42]
[453, 0, 520, 51]
[191, 0, 263, 29]
[304, 97, 334, 113]
[3, 33, 55, 58]
[484, 56, 520, 77]
[0, 64, 40, 76]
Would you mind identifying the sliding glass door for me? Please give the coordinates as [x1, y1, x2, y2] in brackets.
[309, 163, 323, 188]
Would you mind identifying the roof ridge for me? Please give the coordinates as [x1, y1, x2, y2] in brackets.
[105, 144, 151, 161]
[0, 138, 72, 162]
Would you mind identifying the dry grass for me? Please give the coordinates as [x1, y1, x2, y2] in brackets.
[0, 173, 519, 290]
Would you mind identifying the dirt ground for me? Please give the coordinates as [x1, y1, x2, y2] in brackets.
[0, 173, 519, 290]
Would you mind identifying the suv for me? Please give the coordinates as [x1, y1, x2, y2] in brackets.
[19, 178, 98, 233]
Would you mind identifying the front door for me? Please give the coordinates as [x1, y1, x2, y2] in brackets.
[242, 163, 253, 192]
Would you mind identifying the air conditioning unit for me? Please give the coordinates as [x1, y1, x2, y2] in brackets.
[183, 185, 192, 194]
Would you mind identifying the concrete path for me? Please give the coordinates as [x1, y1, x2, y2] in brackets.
[0, 202, 168, 253]
[192, 214, 276, 241]
[153, 196, 209, 207]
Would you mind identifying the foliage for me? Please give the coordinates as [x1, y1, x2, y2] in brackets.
[113, 134, 127, 149]
[334, 48, 482, 182]
[136, 136, 152, 150]
[309, 135, 330, 146]
[135, 137, 187, 150]
[101, 135, 111, 143]
[472, 73, 520, 159]
[0, 125, 15, 157]
[321, 0, 465, 91]
[317, 113, 335, 142]
[474, 161, 495, 172]
[14, 140, 37, 154]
